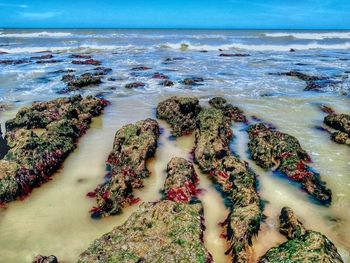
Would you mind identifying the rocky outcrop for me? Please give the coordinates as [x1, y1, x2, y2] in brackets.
[209, 97, 247, 123]
[61, 73, 102, 92]
[72, 59, 101, 65]
[88, 119, 160, 217]
[183, 77, 204, 85]
[0, 95, 109, 204]
[194, 104, 263, 262]
[78, 157, 213, 263]
[259, 207, 343, 263]
[0, 124, 8, 159]
[324, 113, 350, 145]
[164, 157, 199, 202]
[124, 82, 146, 89]
[156, 96, 201, 136]
[247, 123, 332, 204]
[32, 255, 58, 263]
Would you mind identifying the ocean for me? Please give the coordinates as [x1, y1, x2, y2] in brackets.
[0, 29, 349, 262]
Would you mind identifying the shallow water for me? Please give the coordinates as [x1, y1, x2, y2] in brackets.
[0, 29, 349, 263]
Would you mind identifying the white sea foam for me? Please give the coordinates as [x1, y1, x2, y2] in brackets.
[0, 31, 73, 38]
[157, 42, 350, 51]
[263, 32, 350, 40]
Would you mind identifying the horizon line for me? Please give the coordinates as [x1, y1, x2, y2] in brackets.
[1, 27, 350, 31]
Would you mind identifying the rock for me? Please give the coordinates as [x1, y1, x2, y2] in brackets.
[35, 60, 63, 64]
[209, 97, 247, 123]
[131, 66, 151, 71]
[61, 73, 102, 92]
[32, 255, 58, 263]
[194, 105, 263, 262]
[183, 77, 204, 85]
[324, 113, 350, 135]
[259, 207, 343, 263]
[164, 157, 199, 202]
[51, 69, 75, 74]
[283, 71, 326, 82]
[0, 59, 31, 65]
[0, 95, 109, 204]
[88, 119, 160, 217]
[0, 51, 8, 55]
[219, 53, 250, 57]
[0, 124, 9, 159]
[247, 123, 332, 204]
[92, 66, 112, 75]
[72, 59, 101, 66]
[290, 48, 296, 52]
[30, 54, 54, 60]
[79, 157, 213, 262]
[320, 105, 335, 114]
[180, 43, 189, 51]
[164, 57, 186, 63]
[152, 72, 168, 79]
[162, 80, 174, 87]
[331, 131, 349, 144]
[69, 54, 92, 59]
[124, 82, 145, 89]
[157, 96, 201, 137]
[78, 201, 212, 263]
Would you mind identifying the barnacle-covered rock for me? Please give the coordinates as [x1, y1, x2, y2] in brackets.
[61, 73, 102, 92]
[78, 201, 212, 263]
[248, 123, 331, 204]
[324, 113, 350, 145]
[259, 207, 343, 263]
[0, 95, 109, 204]
[0, 124, 8, 159]
[32, 255, 58, 263]
[194, 104, 263, 262]
[157, 96, 201, 136]
[78, 157, 212, 263]
[164, 157, 199, 203]
[209, 97, 247, 123]
[88, 119, 160, 217]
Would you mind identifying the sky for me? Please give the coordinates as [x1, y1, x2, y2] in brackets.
[0, 0, 349, 29]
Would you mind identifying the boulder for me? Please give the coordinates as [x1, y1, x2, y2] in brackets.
[157, 96, 201, 136]
[259, 207, 343, 263]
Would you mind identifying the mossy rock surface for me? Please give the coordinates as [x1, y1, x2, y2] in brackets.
[90, 119, 160, 217]
[0, 95, 108, 203]
[259, 207, 343, 263]
[247, 123, 331, 204]
[156, 96, 201, 137]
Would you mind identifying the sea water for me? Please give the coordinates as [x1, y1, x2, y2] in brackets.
[0, 29, 349, 263]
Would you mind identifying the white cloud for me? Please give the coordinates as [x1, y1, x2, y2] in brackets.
[19, 11, 61, 20]
[0, 3, 28, 8]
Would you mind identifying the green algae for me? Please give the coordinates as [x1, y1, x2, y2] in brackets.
[259, 207, 343, 263]
[247, 123, 332, 204]
[0, 95, 109, 204]
[89, 119, 160, 217]
[156, 96, 201, 137]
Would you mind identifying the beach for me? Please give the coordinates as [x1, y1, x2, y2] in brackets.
[0, 29, 349, 263]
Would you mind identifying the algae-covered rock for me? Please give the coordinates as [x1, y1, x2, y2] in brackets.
[78, 201, 212, 263]
[259, 207, 343, 263]
[0, 95, 109, 204]
[209, 97, 247, 123]
[32, 255, 58, 263]
[79, 157, 212, 263]
[164, 157, 199, 203]
[157, 96, 201, 136]
[324, 113, 350, 145]
[194, 108, 232, 172]
[89, 119, 160, 217]
[61, 73, 102, 92]
[248, 123, 332, 204]
[194, 104, 263, 262]
[0, 124, 9, 159]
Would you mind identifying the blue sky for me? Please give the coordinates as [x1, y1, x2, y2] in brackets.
[0, 0, 349, 29]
